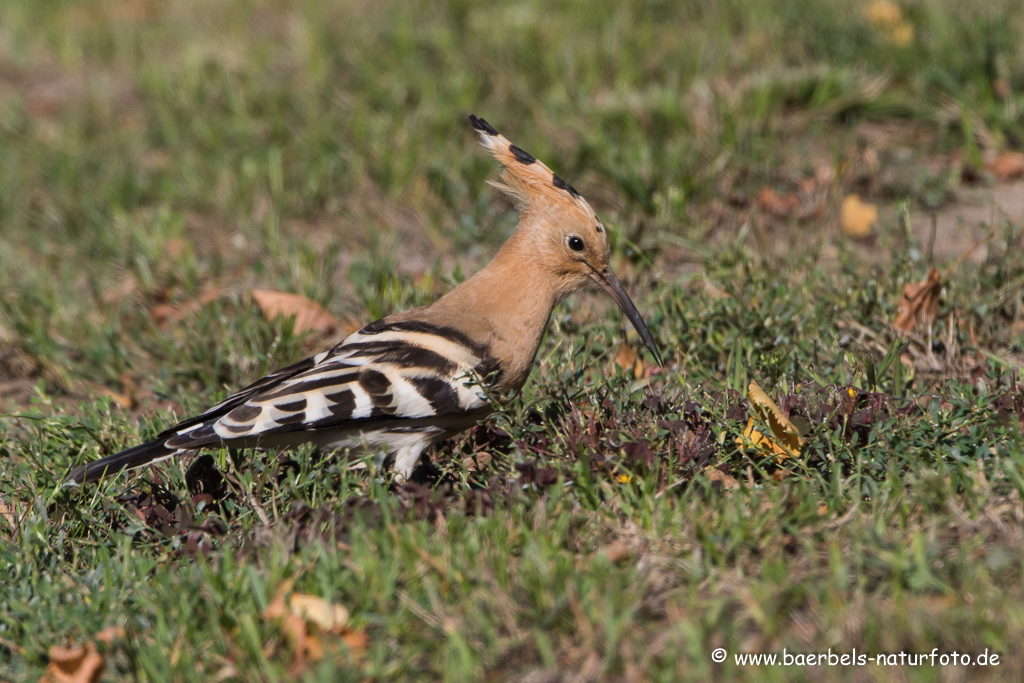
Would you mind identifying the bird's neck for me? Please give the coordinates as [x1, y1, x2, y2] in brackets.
[432, 230, 562, 392]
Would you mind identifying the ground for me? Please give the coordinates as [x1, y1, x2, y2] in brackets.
[1, 0, 1023, 681]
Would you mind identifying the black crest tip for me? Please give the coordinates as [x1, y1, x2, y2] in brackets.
[509, 144, 536, 165]
[552, 173, 581, 198]
[468, 114, 499, 136]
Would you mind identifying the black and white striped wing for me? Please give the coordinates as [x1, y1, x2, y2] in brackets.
[67, 319, 498, 484]
[67, 355, 327, 483]
[153, 354, 321, 439]
[167, 319, 497, 447]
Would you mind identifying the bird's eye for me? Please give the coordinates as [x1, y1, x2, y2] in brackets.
[567, 236, 585, 252]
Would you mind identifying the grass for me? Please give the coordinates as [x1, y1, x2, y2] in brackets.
[1, 0, 1024, 680]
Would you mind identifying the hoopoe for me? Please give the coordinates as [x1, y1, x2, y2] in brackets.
[66, 114, 661, 485]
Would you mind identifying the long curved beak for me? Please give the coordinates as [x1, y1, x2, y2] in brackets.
[588, 266, 663, 367]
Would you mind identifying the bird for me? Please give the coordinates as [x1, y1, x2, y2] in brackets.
[66, 114, 661, 485]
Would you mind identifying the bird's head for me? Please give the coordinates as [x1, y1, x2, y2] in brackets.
[469, 114, 662, 366]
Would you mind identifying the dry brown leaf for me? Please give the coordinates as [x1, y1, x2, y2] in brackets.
[601, 539, 632, 564]
[702, 466, 741, 490]
[252, 290, 339, 336]
[339, 629, 368, 657]
[84, 375, 136, 410]
[642, 363, 662, 380]
[736, 380, 804, 458]
[702, 279, 731, 300]
[149, 287, 222, 328]
[264, 582, 313, 672]
[462, 452, 492, 472]
[757, 187, 799, 218]
[894, 267, 941, 335]
[613, 342, 644, 379]
[119, 373, 138, 405]
[40, 642, 104, 683]
[341, 317, 365, 337]
[613, 342, 637, 372]
[93, 627, 124, 647]
[148, 303, 179, 328]
[263, 581, 363, 675]
[102, 275, 138, 306]
[984, 151, 1024, 180]
[164, 238, 188, 259]
[893, 229, 994, 335]
[840, 194, 878, 238]
[0, 498, 22, 535]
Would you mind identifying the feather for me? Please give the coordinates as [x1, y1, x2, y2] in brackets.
[67, 114, 660, 486]
[67, 320, 494, 484]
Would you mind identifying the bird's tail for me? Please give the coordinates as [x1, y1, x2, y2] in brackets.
[66, 439, 184, 485]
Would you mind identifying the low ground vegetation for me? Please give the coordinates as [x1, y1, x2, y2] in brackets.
[1, 0, 1023, 680]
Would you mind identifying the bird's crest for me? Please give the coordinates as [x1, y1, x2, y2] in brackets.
[468, 114, 595, 224]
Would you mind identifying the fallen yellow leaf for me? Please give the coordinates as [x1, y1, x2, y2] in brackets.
[840, 194, 878, 238]
[289, 593, 350, 632]
[263, 580, 364, 675]
[864, 1, 913, 45]
[888, 21, 913, 46]
[736, 380, 804, 458]
[864, 0, 902, 28]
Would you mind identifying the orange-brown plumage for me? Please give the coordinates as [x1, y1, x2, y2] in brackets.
[384, 115, 658, 393]
[68, 114, 659, 485]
